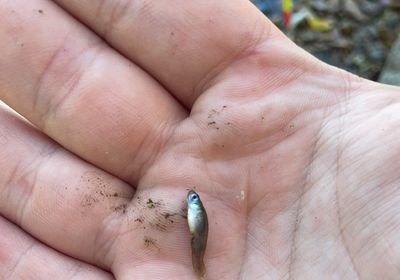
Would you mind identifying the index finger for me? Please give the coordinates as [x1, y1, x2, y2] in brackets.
[53, 0, 274, 107]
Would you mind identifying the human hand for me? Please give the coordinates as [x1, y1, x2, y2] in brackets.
[1, 1, 400, 279]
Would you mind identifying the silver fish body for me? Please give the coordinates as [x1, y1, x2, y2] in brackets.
[187, 190, 208, 277]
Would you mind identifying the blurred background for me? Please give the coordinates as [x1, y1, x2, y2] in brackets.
[252, 0, 400, 85]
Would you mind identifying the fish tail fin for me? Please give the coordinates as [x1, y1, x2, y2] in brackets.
[192, 254, 206, 278]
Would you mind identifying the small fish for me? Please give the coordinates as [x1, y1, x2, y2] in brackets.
[187, 190, 208, 277]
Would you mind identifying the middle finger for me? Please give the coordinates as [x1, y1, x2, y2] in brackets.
[0, 0, 185, 184]
[0, 104, 133, 269]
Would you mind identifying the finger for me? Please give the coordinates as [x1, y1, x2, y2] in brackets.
[0, 0, 185, 184]
[0, 104, 133, 269]
[0, 216, 114, 280]
[52, 0, 275, 107]
[0, 105, 221, 278]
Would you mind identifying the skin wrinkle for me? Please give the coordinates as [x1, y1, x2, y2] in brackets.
[92, 218, 118, 270]
[67, 261, 85, 280]
[243, 133, 328, 279]
[242, 218, 270, 278]
[126, 120, 175, 186]
[19, 149, 62, 229]
[100, 0, 135, 42]
[120, 122, 152, 185]
[5, 239, 35, 280]
[241, 117, 300, 156]
[90, 196, 131, 270]
[1, 113, 57, 223]
[333, 96, 362, 279]
[195, 163, 241, 217]
[369, 199, 400, 240]
[286, 177, 305, 280]
[193, 18, 268, 103]
[336, 145, 375, 174]
[336, 184, 362, 280]
[208, 45, 316, 109]
[314, 92, 363, 279]
[247, 143, 340, 280]
[43, 49, 94, 128]
[286, 101, 332, 279]
[237, 165, 251, 280]
[207, 158, 249, 215]
[338, 68, 364, 99]
[34, 33, 104, 130]
[0, 215, 116, 280]
[135, 117, 183, 186]
[344, 178, 400, 232]
[4, 161, 22, 198]
[32, 35, 68, 118]
[182, 7, 266, 106]
[380, 235, 400, 276]
[266, 57, 315, 96]
[92, 0, 174, 94]
[8, 155, 41, 226]
[33, 40, 80, 129]
[199, 176, 244, 217]
[41, 42, 105, 132]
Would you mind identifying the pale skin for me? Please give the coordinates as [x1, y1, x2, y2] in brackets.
[0, 0, 399, 279]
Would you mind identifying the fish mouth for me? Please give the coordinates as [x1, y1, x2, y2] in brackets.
[187, 190, 196, 196]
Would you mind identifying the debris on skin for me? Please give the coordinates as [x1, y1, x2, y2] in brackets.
[163, 212, 179, 224]
[180, 206, 188, 219]
[128, 195, 183, 233]
[149, 218, 168, 232]
[78, 172, 131, 216]
[207, 106, 231, 130]
[208, 109, 219, 119]
[207, 120, 219, 130]
[134, 217, 144, 223]
[144, 236, 160, 251]
[163, 212, 177, 219]
[207, 105, 227, 118]
[147, 198, 155, 208]
[236, 190, 246, 201]
[80, 171, 122, 201]
[146, 198, 162, 209]
[80, 194, 99, 207]
[111, 204, 127, 214]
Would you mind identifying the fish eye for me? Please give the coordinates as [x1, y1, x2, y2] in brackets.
[190, 193, 198, 201]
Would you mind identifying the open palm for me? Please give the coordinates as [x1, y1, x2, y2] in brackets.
[1, 1, 400, 279]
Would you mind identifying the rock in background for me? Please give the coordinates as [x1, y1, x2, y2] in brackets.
[379, 36, 400, 85]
